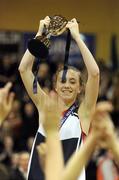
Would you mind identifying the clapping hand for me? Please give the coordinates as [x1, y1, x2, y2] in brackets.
[0, 82, 15, 125]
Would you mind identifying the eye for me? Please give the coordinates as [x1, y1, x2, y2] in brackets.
[59, 78, 64, 83]
[70, 79, 76, 84]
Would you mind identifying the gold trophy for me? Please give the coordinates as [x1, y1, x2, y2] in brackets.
[28, 15, 68, 58]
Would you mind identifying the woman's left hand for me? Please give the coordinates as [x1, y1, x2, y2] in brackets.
[66, 18, 79, 40]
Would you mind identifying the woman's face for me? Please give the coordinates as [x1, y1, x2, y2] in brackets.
[56, 69, 81, 104]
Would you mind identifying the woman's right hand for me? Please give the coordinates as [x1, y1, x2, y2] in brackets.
[36, 16, 50, 36]
[40, 93, 61, 134]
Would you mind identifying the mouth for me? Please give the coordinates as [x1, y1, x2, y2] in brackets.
[61, 89, 72, 93]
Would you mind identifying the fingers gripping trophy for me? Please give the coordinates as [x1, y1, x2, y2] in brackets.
[28, 15, 73, 93]
[28, 15, 68, 59]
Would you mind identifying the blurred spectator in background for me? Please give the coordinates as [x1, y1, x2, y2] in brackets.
[11, 153, 20, 170]
[0, 163, 9, 180]
[9, 151, 30, 180]
[37, 61, 52, 90]
[0, 54, 23, 100]
[27, 137, 34, 152]
[0, 55, 17, 87]
[110, 71, 119, 127]
[0, 135, 14, 168]
[21, 102, 38, 139]
[97, 60, 112, 101]
[0, 109, 22, 152]
[17, 101, 38, 151]
[96, 150, 119, 180]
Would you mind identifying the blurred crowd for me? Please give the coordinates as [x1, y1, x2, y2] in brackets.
[0, 53, 119, 180]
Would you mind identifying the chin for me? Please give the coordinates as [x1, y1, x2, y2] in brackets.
[61, 96, 75, 104]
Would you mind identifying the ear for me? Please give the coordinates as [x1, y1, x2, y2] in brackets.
[78, 85, 82, 94]
[78, 89, 81, 94]
[55, 87, 57, 92]
[54, 81, 58, 92]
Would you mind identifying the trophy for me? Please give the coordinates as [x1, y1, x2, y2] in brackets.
[28, 15, 68, 59]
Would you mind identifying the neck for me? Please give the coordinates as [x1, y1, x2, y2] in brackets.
[58, 97, 75, 112]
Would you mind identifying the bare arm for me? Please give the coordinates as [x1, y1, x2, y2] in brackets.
[66, 19, 100, 134]
[45, 132, 63, 180]
[95, 103, 119, 165]
[102, 119, 119, 165]
[18, 49, 47, 108]
[18, 17, 50, 109]
[37, 95, 64, 180]
[75, 36, 99, 108]
[0, 82, 14, 126]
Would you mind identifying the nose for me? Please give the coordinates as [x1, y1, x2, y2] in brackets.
[63, 81, 70, 88]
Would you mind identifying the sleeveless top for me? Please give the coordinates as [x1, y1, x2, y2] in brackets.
[27, 110, 86, 180]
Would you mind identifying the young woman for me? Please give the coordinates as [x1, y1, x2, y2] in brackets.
[18, 16, 100, 180]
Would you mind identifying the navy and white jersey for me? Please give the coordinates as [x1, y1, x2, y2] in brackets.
[27, 111, 85, 180]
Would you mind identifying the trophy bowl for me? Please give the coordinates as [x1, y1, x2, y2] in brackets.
[28, 15, 68, 59]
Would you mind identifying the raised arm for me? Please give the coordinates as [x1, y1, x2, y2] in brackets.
[0, 82, 14, 126]
[66, 19, 100, 134]
[37, 94, 64, 180]
[100, 114, 119, 165]
[18, 16, 50, 109]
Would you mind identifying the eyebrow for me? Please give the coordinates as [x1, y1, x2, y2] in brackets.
[61, 78, 77, 82]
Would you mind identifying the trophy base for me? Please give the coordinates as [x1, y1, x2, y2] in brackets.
[28, 39, 49, 59]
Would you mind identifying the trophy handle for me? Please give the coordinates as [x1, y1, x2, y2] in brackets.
[28, 36, 49, 59]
